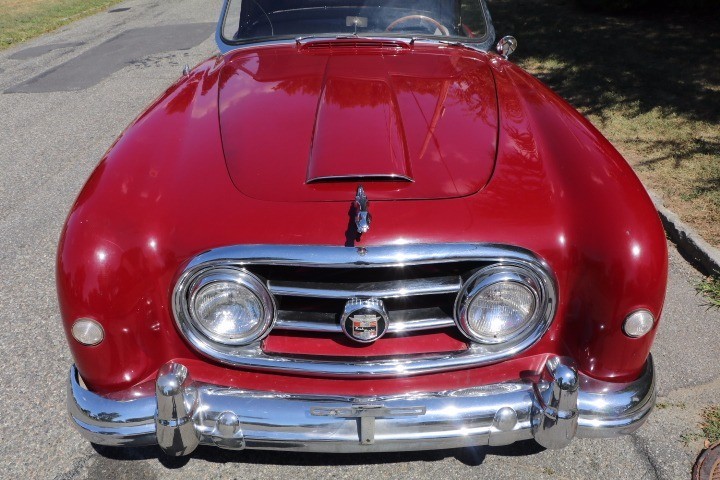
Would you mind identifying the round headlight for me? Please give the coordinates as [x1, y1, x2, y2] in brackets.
[455, 265, 547, 344]
[186, 267, 275, 345]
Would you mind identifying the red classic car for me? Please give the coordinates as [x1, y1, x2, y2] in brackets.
[59, 0, 667, 456]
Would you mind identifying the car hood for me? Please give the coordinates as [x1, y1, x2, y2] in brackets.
[218, 43, 498, 202]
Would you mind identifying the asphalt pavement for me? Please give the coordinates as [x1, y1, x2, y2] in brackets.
[0, 1, 718, 478]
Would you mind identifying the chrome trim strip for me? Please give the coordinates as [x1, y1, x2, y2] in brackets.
[68, 356, 656, 453]
[172, 244, 557, 377]
[306, 174, 414, 183]
[274, 308, 456, 333]
[387, 315, 455, 332]
[268, 276, 462, 299]
[184, 243, 546, 270]
[275, 314, 341, 332]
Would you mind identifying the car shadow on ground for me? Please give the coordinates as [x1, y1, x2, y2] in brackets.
[92, 440, 545, 469]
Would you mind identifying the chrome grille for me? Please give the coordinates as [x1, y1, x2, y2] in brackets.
[267, 272, 464, 334]
[172, 244, 557, 377]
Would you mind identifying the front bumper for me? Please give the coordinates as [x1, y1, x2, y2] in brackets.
[68, 356, 655, 455]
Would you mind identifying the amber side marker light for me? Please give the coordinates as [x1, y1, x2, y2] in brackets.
[71, 318, 104, 346]
[622, 310, 655, 338]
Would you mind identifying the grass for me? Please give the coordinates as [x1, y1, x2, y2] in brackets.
[0, 0, 123, 50]
[492, 0, 720, 247]
[656, 401, 687, 410]
[681, 405, 720, 449]
[697, 276, 720, 309]
[701, 405, 720, 444]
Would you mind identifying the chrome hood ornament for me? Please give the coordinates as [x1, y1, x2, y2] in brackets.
[354, 185, 371, 234]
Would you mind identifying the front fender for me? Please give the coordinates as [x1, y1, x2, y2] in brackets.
[486, 56, 668, 380]
[56, 57, 232, 392]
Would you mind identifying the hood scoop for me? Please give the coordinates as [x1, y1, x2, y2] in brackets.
[307, 55, 413, 184]
[218, 47, 499, 202]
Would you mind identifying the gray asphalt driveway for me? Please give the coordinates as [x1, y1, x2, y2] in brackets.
[0, 1, 718, 478]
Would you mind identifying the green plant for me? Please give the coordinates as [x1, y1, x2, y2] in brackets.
[0, 0, 122, 50]
[701, 405, 720, 444]
[697, 276, 720, 309]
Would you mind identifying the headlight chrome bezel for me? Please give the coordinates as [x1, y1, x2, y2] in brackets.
[175, 266, 276, 348]
[454, 264, 554, 347]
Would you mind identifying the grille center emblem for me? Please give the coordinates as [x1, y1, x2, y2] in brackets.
[341, 298, 388, 343]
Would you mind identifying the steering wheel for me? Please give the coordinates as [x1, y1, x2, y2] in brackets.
[386, 15, 450, 36]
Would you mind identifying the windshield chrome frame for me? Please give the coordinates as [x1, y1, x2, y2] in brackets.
[215, 0, 496, 54]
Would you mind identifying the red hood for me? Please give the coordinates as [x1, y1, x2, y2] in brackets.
[60, 53, 668, 391]
[218, 43, 498, 202]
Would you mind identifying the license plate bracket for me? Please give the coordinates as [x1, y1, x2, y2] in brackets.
[311, 404, 426, 445]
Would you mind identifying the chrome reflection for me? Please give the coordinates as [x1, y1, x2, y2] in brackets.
[496, 35, 517, 59]
[172, 243, 558, 377]
[67, 355, 656, 454]
[354, 185, 372, 234]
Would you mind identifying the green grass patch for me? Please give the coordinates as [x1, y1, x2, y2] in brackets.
[682, 405, 720, 447]
[656, 401, 687, 410]
[0, 0, 123, 50]
[697, 277, 720, 309]
[701, 405, 720, 444]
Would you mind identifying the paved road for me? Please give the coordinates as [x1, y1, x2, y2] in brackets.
[0, 1, 718, 478]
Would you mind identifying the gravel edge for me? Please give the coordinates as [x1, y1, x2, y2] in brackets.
[649, 190, 720, 276]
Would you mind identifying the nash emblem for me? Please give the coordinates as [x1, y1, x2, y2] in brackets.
[341, 298, 388, 343]
[351, 314, 380, 341]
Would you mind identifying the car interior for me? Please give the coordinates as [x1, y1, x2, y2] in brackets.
[228, 0, 471, 40]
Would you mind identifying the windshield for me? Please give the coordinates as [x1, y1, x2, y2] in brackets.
[220, 0, 494, 47]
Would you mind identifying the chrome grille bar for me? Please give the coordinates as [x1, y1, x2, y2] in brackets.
[274, 307, 456, 333]
[275, 311, 338, 332]
[268, 276, 462, 299]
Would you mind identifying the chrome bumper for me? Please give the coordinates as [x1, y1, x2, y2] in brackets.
[68, 356, 655, 455]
